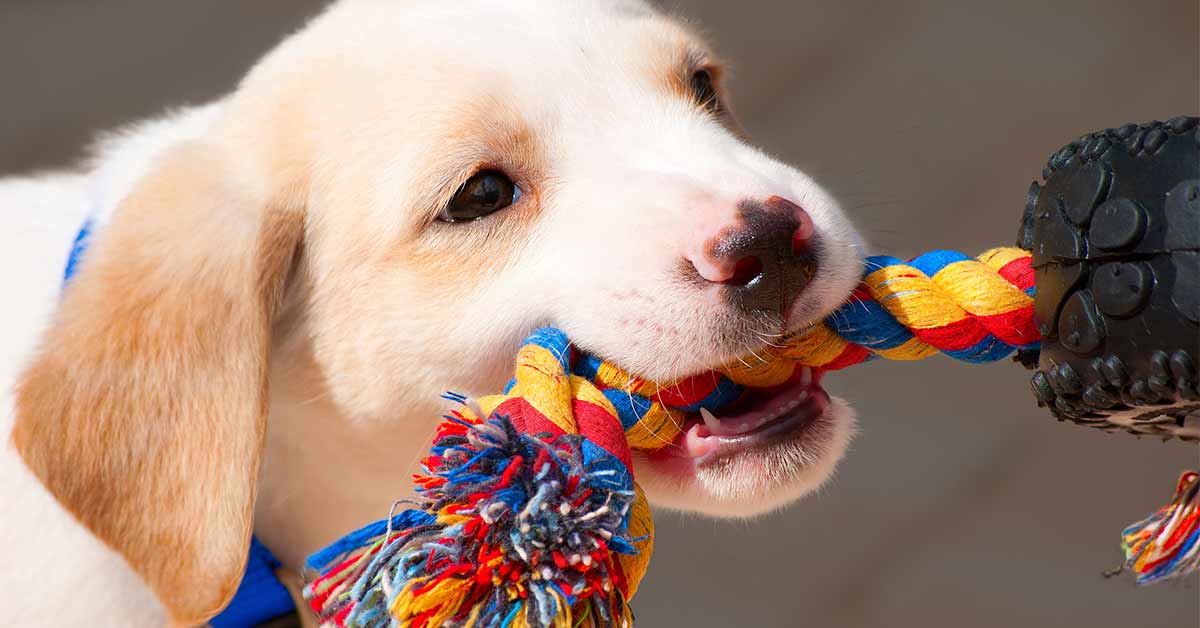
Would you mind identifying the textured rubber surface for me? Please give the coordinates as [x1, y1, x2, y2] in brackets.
[1017, 116, 1199, 440]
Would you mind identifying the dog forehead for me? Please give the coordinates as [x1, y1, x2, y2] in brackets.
[329, 0, 660, 31]
[400, 5, 707, 147]
[311, 0, 698, 80]
[279, 0, 709, 181]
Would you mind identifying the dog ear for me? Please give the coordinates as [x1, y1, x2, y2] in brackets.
[11, 140, 305, 626]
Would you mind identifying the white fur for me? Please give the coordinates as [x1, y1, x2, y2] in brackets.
[0, 1, 864, 624]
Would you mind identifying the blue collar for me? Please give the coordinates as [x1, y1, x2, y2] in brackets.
[210, 538, 297, 628]
[65, 220, 298, 627]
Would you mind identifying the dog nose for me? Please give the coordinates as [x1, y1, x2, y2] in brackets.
[691, 195, 818, 315]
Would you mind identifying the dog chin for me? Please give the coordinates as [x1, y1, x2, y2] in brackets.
[632, 396, 856, 518]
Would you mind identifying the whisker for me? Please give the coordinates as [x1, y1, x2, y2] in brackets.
[753, 330, 786, 349]
[846, 200, 903, 211]
[648, 388, 685, 449]
[861, 258, 886, 272]
[295, 390, 331, 406]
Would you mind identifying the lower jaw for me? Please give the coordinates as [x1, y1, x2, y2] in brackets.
[648, 385, 834, 470]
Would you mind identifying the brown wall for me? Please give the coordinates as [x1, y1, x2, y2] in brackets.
[3, 1, 1197, 626]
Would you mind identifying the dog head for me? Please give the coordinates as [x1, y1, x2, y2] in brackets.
[13, 0, 862, 623]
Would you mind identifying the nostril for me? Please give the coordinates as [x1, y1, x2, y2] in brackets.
[724, 255, 763, 286]
[763, 195, 815, 256]
[791, 219, 814, 256]
[693, 195, 816, 295]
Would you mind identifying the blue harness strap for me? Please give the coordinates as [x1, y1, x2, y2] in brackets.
[62, 217, 94, 283]
[64, 220, 298, 626]
[210, 538, 297, 628]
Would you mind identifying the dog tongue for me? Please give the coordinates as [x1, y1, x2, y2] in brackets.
[695, 367, 818, 437]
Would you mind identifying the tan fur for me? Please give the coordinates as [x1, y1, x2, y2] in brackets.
[11, 142, 305, 626]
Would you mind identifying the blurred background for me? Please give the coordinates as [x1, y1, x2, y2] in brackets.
[2, 1, 1196, 626]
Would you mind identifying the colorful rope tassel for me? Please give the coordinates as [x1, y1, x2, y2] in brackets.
[1119, 472, 1200, 584]
[305, 329, 655, 628]
[303, 246, 1191, 627]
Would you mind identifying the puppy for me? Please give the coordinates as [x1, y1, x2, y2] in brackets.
[0, 0, 864, 625]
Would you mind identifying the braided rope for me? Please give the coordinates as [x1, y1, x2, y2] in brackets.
[578, 247, 1037, 447]
[725, 246, 1037, 375]
[305, 247, 1039, 627]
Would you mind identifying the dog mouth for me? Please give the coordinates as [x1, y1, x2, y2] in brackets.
[654, 366, 831, 464]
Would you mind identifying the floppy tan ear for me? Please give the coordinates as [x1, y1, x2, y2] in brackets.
[12, 141, 305, 626]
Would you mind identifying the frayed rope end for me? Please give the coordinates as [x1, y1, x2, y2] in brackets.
[303, 408, 642, 628]
[1117, 471, 1200, 585]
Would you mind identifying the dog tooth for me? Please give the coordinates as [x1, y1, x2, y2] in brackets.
[798, 367, 812, 387]
[699, 407, 722, 433]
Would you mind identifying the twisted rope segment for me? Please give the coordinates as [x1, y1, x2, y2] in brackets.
[726, 246, 1038, 375]
[303, 247, 1040, 627]
[580, 247, 1038, 447]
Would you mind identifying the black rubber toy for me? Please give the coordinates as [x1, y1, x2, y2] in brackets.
[1017, 116, 1199, 440]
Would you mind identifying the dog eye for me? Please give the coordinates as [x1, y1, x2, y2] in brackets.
[439, 170, 520, 222]
[690, 69, 720, 113]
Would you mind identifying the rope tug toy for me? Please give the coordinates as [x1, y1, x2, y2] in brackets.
[304, 117, 1199, 626]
